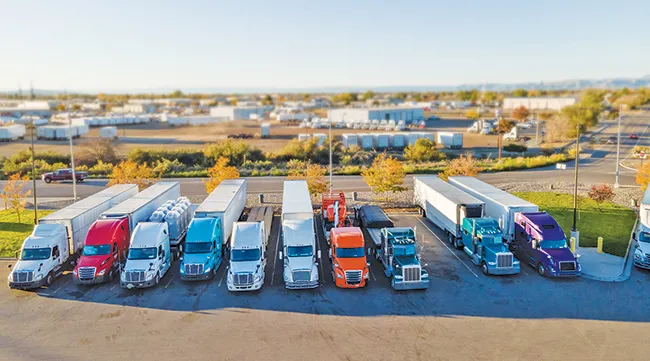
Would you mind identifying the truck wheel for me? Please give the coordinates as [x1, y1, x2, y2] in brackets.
[537, 263, 546, 277]
[108, 269, 114, 282]
[45, 272, 54, 287]
[155, 273, 160, 285]
[44, 177, 51, 184]
[481, 262, 489, 275]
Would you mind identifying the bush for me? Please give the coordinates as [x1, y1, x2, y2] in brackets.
[129, 148, 206, 168]
[203, 140, 265, 166]
[587, 184, 614, 205]
[540, 146, 556, 156]
[271, 137, 341, 165]
[503, 143, 527, 153]
[404, 138, 443, 162]
[440, 153, 480, 181]
[489, 154, 568, 172]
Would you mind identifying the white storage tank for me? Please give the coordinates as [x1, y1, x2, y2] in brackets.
[100, 126, 118, 139]
[342, 134, 358, 148]
[390, 133, 406, 149]
[360, 134, 374, 150]
[373, 133, 390, 150]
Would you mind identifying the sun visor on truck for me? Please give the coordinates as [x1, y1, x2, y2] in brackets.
[358, 205, 394, 229]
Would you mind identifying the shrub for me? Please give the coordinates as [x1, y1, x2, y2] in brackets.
[88, 160, 114, 176]
[76, 139, 117, 166]
[588, 184, 614, 206]
[503, 144, 528, 153]
[129, 148, 206, 168]
[540, 146, 556, 156]
[271, 137, 341, 165]
[440, 153, 480, 181]
[361, 154, 406, 197]
[203, 140, 265, 166]
[404, 138, 442, 162]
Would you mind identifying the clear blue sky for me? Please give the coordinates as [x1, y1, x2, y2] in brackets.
[2, 0, 648, 92]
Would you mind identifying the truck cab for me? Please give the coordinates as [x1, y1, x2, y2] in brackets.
[511, 212, 580, 277]
[73, 218, 130, 284]
[280, 218, 320, 289]
[329, 227, 369, 288]
[373, 227, 429, 291]
[227, 222, 266, 291]
[633, 188, 650, 269]
[322, 191, 349, 240]
[8, 224, 68, 289]
[180, 218, 222, 281]
[121, 222, 172, 289]
[460, 218, 520, 275]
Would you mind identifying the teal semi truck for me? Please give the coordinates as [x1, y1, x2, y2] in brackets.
[179, 218, 222, 281]
[460, 218, 520, 275]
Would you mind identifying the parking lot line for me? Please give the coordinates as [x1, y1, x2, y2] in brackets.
[164, 273, 174, 289]
[110, 283, 118, 291]
[414, 216, 479, 278]
[369, 267, 376, 281]
[51, 279, 70, 295]
[217, 268, 226, 287]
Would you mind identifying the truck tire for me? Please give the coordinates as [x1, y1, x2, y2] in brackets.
[44, 177, 51, 184]
[155, 273, 160, 285]
[208, 268, 215, 280]
[537, 263, 546, 277]
[108, 269, 114, 282]
[481, 262, 489, 275]
[45, 272, 54, 287]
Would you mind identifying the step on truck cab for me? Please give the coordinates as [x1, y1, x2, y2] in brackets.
[511, 212, 580, 277]
[186, 179, 247, 279]
[329, 227, 369, 288]
[121, 222, 172, 289]
[461, 218, 520, 275]
[9, 184, 138, 289]
[633, 187, 650, 269]
[73, 182, 180, 285]
[279, 180, 320, 289]
[357, 205, 429, 291]
[179, 218, 222, 281]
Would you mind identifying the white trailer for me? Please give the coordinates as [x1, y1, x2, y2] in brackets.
[193, 179, 247, 247]
[0, 124, 26, 141]
[261, 122, 270, 138]
[373, 133, 390, 149]
[437, 132, 463, 149]
[406, 132, 420, 146]
[342, 134, 358, 148]
[413, 176, 484, 245]
[8, 184, 138, 289]
[99, 126, 118, 139]
[390, 133, 406, 149]
[448, 176, 538, 242]
[246, 206, 274, 249]
[360, 134, 374, 149]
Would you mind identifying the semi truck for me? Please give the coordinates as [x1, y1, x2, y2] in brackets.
[73, 182, 180, 284]
[413, 176, 485, 248]
[179, 179, 246, 280]
[329, 227, 369, 288]
[279, 180, 320, 289]
[121, 222, 173, 289]
[356, 205, 429, 290]
[448, 176, 538, 243]
[321, 191, 349, 241]
[511, 212, 580, 277]
[227, 206, 273, 291]
[9, 184, 138, 289]
[460, 218, 520, 275]
[634, 187, 650, 269]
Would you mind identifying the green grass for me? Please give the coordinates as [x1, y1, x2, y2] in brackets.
[513, 192, 636, 257]
[0, 209, 54, 258]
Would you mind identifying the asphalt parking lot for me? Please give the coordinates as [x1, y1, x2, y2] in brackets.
[2, 213, 650, 361]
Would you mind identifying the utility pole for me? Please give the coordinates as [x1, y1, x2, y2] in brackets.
[30, 119, 38, 224]
[571, 108, 581, 248]
[614, 103, 622, 188]
[66, 90, 77, 201]
[328, 105, 333, 192]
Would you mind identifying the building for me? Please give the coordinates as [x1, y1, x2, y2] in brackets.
[503, 97, 577, 110]
[81, 103, 105, 111]
[209, 106, 273, 121]
[123, 103, 156, 114]
[0, 101, 53, 117]
[128, 99, 156, 105]
[328, 107, 424, 124]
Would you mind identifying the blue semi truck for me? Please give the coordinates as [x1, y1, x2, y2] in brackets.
[460, 218, 520, 275]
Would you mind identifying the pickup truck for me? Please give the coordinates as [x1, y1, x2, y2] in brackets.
[42, 169, 88, 183]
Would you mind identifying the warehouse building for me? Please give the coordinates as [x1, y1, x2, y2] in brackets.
[328, 107, 424, 124]
[209, 105, 274, 121]
[123, 103, 156, 113]
[503, 97, 577, 110]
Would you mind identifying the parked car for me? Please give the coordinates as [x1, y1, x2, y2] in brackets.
[42, 169, 88, 183]
[607, 136, 617, 144]
[630, 134, 639, 140]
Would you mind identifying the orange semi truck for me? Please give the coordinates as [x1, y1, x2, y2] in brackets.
[329, 227, 369, 288]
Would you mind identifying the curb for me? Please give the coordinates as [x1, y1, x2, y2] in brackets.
[579, 219, 636, 282]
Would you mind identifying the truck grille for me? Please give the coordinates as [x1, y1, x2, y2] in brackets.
[345, 270, 362, 285]
[77, 267, 96, 280]
[234, 273, 253, 286]
[559, 261, 576, 271]
[496, 253, 514, 268]
[292, 270, 311, 283]
[125, 270, 145, 282]
[13, 270, 33, 283]
[184, 264, 204, 275]
[403, 266, 421, 282]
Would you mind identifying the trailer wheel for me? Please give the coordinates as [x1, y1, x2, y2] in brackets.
[448, 233, 454, 246]
[481, 262, 489, 275]
[45, 272, 53, 287]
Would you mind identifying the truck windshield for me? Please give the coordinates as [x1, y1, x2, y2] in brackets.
[287, 245, 313, 257]
[336, 247, 365, 258]
[231, 248, 261, 262]
[185, 242, 212, 254]
[83, 245, 110, 256]
[540, 239, 568, 249]
[639, 232, 650, 243]
[128, 247, 157, 260]
[482, 235, 502, 245]
[393, 244, 416, 256]
[20, 248, 50, 260]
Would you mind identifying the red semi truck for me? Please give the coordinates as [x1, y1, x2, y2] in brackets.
[321, 191, 350, 241]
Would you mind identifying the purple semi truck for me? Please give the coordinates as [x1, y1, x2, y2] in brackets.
[510, 212, 580, 277]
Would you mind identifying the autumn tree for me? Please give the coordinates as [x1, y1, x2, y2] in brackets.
[512, 106, 530, 122]
[361, 153, 406, 198]
[404, 138, 441, 162]
[107, 160, 159, 191]
[638, 161, 650, 191]
[482, 91, 497, 104]
[3, 173, 31, 223]
[496, 119, 516, 159]
[361, 90, 376, 101]
[465, 109, 480, 120]
[77, 139, 117, 166]
[587, 184, 614, 208]
[287, 160, 329, 196]
[538, 111, 555, 122]
[440, 153, 480, 181]
[55, 103, 66, 112]
[203, 157, 240, 194]
[512, 89, 528, 97]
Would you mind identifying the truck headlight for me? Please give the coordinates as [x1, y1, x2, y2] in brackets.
[394, 275, 403, 280]
[35, 274, 43, 281]
[635, 248, 643, 258]
[204, 267, 211, 273]
[146, 271, 155, 281]
[336, 272, 343, 279]
[179, 265, 185, 274]
[254, 274, 261, 282]
[98, 269, 106, 276]
[488, 261, 496, 266]
[7, 273, 13, 282]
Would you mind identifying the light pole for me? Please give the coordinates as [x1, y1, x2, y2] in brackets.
[66, 94, 77, 201]
[614, 103, 624, 188]
[328, 105, 333, 192]
[30, 119, 38, 224]
[571, 108, 581, 248]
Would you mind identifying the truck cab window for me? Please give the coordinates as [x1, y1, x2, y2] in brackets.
[52, 246, 59, 258]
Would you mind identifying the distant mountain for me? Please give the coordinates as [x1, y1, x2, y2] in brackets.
[1, 75, 649, 95]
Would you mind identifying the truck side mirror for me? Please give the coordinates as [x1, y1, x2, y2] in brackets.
[7, 264, 12, 268]
[532, 240, 538, 249]
[278, 252, 283, 260]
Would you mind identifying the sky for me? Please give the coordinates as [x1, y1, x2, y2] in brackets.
[1, 0, 649, 92]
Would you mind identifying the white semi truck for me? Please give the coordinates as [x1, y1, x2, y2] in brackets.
[8, 184, 138, 289]
[279, 180, 320, 289]
[634, 187, 650, 269]
[121, 222, 172, 289]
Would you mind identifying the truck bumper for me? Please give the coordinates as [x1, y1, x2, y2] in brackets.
[180, 272, 212, 281]
[546, 268, 581, 277]
[228, 278, 264, 292]
[633, 255, 650, 269]
[73, 274, 108, 285]
[285, 281, 319, 289]
[488, 265, 521, 275]
[8, 278, 46, 290]
[335, 278, 367, 289]
[392, 279, 429, 291]
[120, 279, 156, 289]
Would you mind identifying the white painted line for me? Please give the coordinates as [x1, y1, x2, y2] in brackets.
[217, 268, 226, 287]
[271, 225, 281, 285]
[316, 232, 324, 284]
[110, 283, 118, 291]
[51, 279, 70, 295]
[369, 267, 377, 281]
[164, 273, 174, 289]
[414, 217, 479, 278]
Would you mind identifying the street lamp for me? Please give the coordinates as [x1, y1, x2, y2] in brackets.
[571, 108, 581, 248]
[614, 103, 626, 188]
[30, 119, 38, 224]
[328, 105, 332, 191]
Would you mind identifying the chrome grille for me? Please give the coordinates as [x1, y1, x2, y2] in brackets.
[77, 267, 96, 280]
[559, 261, 576, 271]
[13, 270, 33, 283]
[234, 273, 253, 286]
[496, 253, 514, 268]
[125, 270, 145, 282]
[292, 270, 311, 283]
[403, 266, 421, 282]
[184, 264, 204, 275]
[345, 270, 362, 284]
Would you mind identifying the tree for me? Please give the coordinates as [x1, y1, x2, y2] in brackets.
[71, 104, 82, 111]
[482, 91, 497, 104]
[440, 153, 480, 181]
[544, 116, 570, 142]
[638, 161, 650, 191]
[203, 157, 240, 194]
[404, 138, 441, 162]
[261, 94, 273, 106]
[56, 103, 66, 112]
[457, 90, 472, 101]
[512, 89, 528, 97]
[512, 106, 530, 122]
[333, 92, 357, 105]
[107, 160, 159, 191]
[496, 119, 516, 158]
[587, 184, 614, 208]
[469, 89, 480, 103]
[287, 161, 329, 196]
[361, 153, 406, 198]
[170, 90, 184, 98]
[465, 109, 480, 120]
[538, 111, 554, 121]
[3, 173, 31, 223]
[77, 139, 117, 166]
[395, 92, 408, 100]
[361, 90, 376, 101]
[203, 140, 265, 166]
